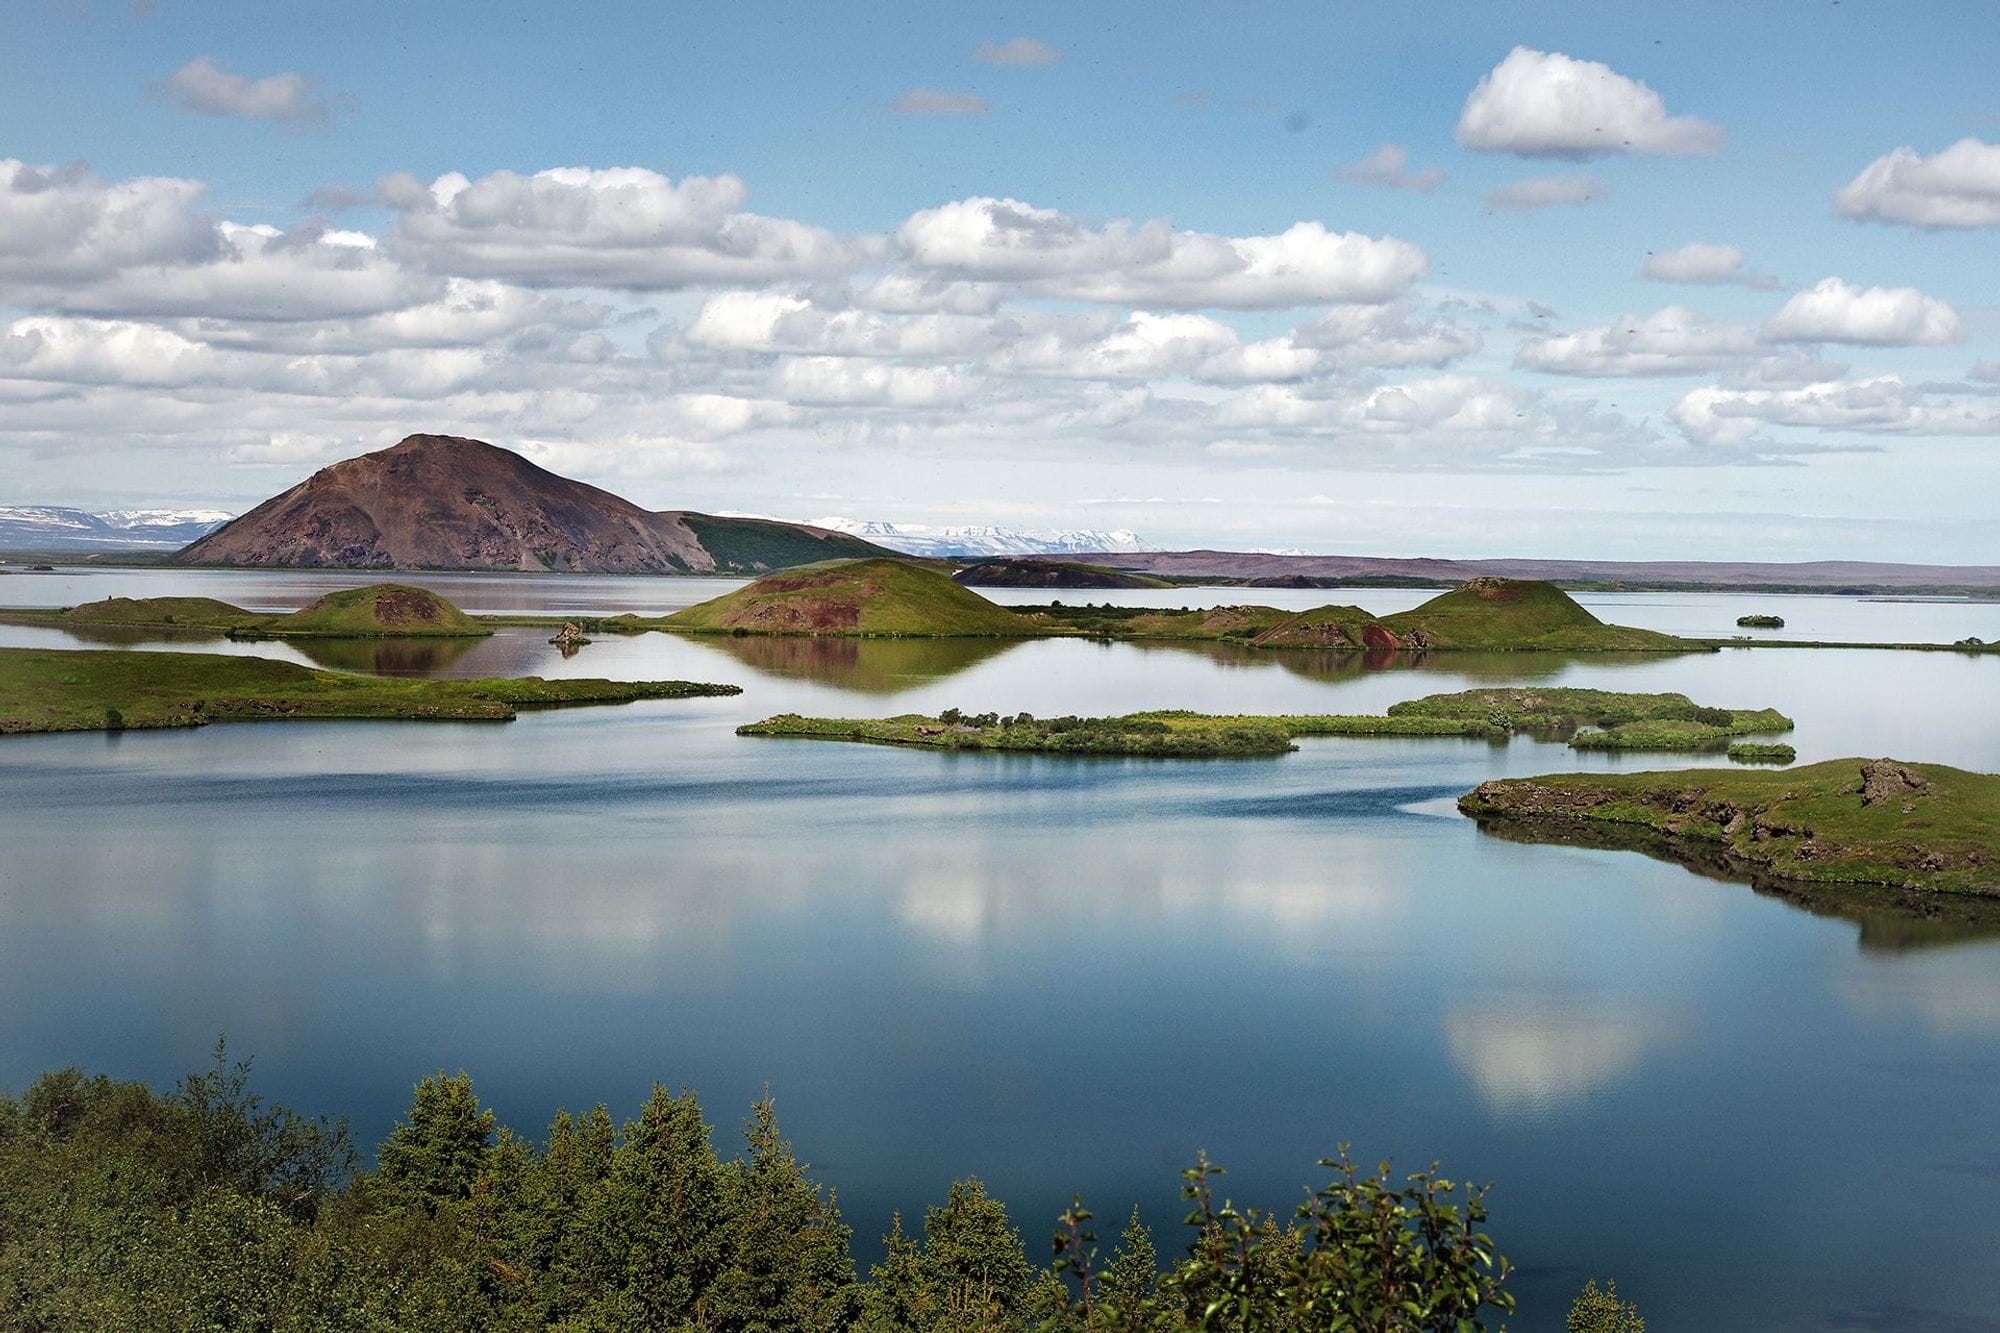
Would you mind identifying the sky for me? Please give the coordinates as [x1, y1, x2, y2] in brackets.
[3, 0, 1998, 561]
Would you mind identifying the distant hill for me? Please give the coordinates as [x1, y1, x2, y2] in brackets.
[0, 507, 230, 551]
[953, 559, 1170, 589]
[662, 559, 1039, 637]
[174, 434, 890, 575]
[1038, 550, 2000, 595]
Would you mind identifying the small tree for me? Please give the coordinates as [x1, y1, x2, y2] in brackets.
[373, 1071, 495, 1215]
[1569, 1278, 1645, 1333]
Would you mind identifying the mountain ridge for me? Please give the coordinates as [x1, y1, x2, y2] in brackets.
[173, 434, 890, 575]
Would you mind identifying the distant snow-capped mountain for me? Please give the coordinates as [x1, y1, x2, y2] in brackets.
[810, 518, 1149, 559]
[0, 506, 233, 550]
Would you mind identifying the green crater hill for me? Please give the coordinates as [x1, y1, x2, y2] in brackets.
[662, 558, 1041, 637]
[1459, 758, 2000, 897]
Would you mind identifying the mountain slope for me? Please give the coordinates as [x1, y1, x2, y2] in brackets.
[174, 434, 889, 575]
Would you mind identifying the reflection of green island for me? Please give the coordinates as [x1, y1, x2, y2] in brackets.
[1460, 758, 2000, 899]
[655, 560, 1703, 652]
[738, 688, 1793, 758]
[952, 558, 1172, 589]
[0, 647, 737, 734]
[684, 632, 1021, 694]
[0, 584, 491, 640]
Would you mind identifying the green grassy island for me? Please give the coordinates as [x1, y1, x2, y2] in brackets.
[739, 688, 1793, 759]
[0, 647, 737, 734]
[0, 583, 492, 640]
[1459, 758, 2000, 898]
[662, 558, 1041, 637]
[1735, 614, 1786, 628]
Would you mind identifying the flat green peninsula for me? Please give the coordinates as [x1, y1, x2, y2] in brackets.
[0, 647, 738, 734]
[1388, 686, 1792, 752]
[739, 687, 1792, 758]
[1459, 758, 2000, 898]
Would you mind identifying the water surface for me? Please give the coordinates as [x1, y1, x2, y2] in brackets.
[2, 569, 1997, 1331]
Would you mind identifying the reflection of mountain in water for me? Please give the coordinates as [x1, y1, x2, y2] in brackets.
[286, 636, 487, 676]
[685, 634, 1022, 693]
[1471, 815, 2000, 953]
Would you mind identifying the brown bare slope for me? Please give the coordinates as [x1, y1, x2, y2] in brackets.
[176, 434, 888, 575]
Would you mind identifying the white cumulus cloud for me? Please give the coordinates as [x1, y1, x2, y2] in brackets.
[1517, 306, 1761, 377]
[1641, 242, 1779, 290]
[1762, 277, 1961, 346]
[896, 197, 1426, 308]
[1486, 173, 1604, 211]
[972, 38, 1059, 67]
[385, 165, 874, 289]
[893, 89, 990, 115]
[1457, 47, 1723, 158]
[1833, 138, 2000, 228]
[160, 56, 341, 125]
[1336, 144, 1446, 192]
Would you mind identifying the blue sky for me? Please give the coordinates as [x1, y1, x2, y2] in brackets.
[4, 1, 1997, 559]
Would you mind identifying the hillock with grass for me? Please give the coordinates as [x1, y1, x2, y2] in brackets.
[1460, 758, 2000, 897]
[1379, 577, 1694, 651]
[661, 558, 1039, 637]
[231, 584, 489, 638]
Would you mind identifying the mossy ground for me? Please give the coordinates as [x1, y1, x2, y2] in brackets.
[1460, 758, 2000, 897]
[0, 647, 737, 734]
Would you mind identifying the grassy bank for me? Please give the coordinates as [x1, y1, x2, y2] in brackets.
[1459, 758, 2000, 898]
[0, 647, 738, 734]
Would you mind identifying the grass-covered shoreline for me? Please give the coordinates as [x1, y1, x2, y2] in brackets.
[1459, 758, 2000, 898]
[0, 647, 739, 734]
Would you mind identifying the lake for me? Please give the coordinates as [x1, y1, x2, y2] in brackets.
[2, 568, 1997, 1330]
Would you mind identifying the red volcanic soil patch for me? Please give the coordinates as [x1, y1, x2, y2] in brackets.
[369, 587, 450, 627]
[1361, 623, 1402, 650]
[1458, 576, 1524, 601]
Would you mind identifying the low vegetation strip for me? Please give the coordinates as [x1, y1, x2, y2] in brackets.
[0, 647, 738, 734]
[738, 710, 1299, 756]
[1459, 758, 2000, 898]
[1389, 687, 1792, 753]
[738, 689, 1796, 760]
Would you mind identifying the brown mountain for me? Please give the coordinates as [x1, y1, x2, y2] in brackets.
[176, 434, 891, 575]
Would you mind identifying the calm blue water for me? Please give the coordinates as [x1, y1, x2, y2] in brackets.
[2, 570, 1998, 1330]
